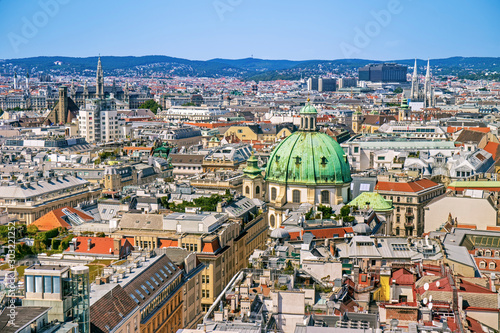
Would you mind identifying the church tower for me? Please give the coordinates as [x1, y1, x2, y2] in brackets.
[242, 154, 264, 200]
[96, 57, 104, 99]
[13, 72, 18, 90]
[352, 106, 364, 134]
[410, 59, 419, 101]
[423, 59, 434, 108]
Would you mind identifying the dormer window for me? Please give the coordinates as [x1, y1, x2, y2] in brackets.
[295, 156, 301, 165]
[321, 156, 328, 165]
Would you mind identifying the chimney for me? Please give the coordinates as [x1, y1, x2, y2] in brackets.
[113, 238, 121, 256]
[87, 238, 92, 251]
[69, 239, 76, 252]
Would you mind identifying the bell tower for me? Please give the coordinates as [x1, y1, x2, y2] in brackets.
[242, 154, 264, 200]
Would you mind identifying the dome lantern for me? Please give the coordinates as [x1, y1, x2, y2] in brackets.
[299, 98, 318, 131]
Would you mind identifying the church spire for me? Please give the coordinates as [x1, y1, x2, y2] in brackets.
[96, 56, 104, 99]
[410, 58, 419, 100]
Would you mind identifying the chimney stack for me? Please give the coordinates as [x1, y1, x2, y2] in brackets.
[87, 238, 92, 251]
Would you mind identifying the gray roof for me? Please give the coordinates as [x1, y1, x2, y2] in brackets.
[0, 175, 88, 199]
[119, 213, 164, 230]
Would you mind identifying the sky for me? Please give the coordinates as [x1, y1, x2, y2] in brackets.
[0, 0, 499, 61]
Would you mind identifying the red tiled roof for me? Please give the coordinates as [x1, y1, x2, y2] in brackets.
[288, 227, 353, 240]
[65, 236, 132, 256]
[447, 126, 490, 134]
[158, 239, 178, 248]
[391, 268, 415, 286]
[32, 206, 94, 231]
[484, 141, 500, 160]
[202, 239, 220, 253]
[375, 178, 439, 193]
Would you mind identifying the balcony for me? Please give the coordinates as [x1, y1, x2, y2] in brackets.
[405, 221, 414, 228]
[405, 211, 414, 217]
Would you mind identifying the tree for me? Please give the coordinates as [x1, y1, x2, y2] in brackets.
[27, 224, 39, 235]
[393, 87, 403, 94]
[340, 205, 351, 217]
[139, 99, 161, 114]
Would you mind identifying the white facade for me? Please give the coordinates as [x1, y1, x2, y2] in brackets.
[78, 104, 124, 143]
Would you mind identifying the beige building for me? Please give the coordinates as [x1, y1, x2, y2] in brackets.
[113, 211, 268, 312]
[375, 177, 445, 236]
[0, 175, 101, 224]
[425, 195, 499, 233]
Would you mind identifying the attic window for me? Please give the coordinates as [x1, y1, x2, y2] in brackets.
[275, 155, 280, 162]
[321, 156, 328, 165]
[295, 156, 302, 165]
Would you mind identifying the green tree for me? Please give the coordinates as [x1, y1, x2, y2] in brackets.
[393, 87, 403, 94]
[139, 99, 161, 114]
[340, 205, 351, 217]
[27, 224, 39, 236]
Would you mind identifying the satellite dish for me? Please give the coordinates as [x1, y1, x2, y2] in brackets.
[423, 297, 428, 305]
[428, 302, 433, 310]
[424, 283, 429, 291]
[436, 281, 440, 288]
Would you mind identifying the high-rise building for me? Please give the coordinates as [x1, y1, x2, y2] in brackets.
[338, 78, 358, 89]
[318, 78, 336, 92]
[307, 77, 336, 92]
[358, 63, 407, 83]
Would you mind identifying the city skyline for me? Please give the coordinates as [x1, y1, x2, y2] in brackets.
[1, 0, 499, 60]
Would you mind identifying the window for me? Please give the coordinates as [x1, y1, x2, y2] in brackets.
[53, 276, 60, 293]
[486, 250, 492, 257]
[489, 262, 496, 270]
[256, 186, 260, 194]
[480, 261, 486, 269]
[321, 190, 330, 204]
[44, 276, 52, 293]
[245, 186, 250, 194]
[292, 190, 301, 203]
[271, 187, 277, 201]
[35, 275, 43, 293]
[354, 146, 359, 153]
[407, 197, 412, 203]
[26, 275, 34, 293]
[270, 215, 276, 228]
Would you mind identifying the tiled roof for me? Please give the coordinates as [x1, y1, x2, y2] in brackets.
[159, 239, 178, 248]
[202, 238, 220, 253]
[32, 206, 94, 231]
[375, 178, 439, 193]
[90, 285, 138, 333]
[391, 268, 415, 286]
[483, 141, 500, 160]
[123, 254, 181, 307]
[456, 129, 487, 144]
[65, 236, 132, 255]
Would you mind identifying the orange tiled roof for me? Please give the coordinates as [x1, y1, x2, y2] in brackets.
[202, 239, 220, 253]
[483, 141, 500, 160]
[158, 239, 178, 248]
[32, 206, 94, 231]
[65, 236, 131, 255]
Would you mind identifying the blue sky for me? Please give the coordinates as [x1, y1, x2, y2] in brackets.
[0, 0, 499, 60]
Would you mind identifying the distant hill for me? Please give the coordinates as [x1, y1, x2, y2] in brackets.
[2, 55, 499, 81]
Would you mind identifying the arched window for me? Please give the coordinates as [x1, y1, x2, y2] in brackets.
[495, 251, 499, 257]
[245, 186, 250, 194]
[270, 215, 276, 228]
[309, 117, 313, 129]
[479, 261, 486, 269]
[490, 262, 496, 270]
[321, 190, 330, 204]
[396, 227, 400, 236]
[486, 250, 492, 257]
[292, 190, 301, 203]
[271, 187, 277, 201]
[256, 186, 260, 194]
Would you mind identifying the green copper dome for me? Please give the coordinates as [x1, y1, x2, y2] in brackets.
[300, 103, 318, 115]
[265, 131, 352, 185]
[349, 192, 393, 212]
